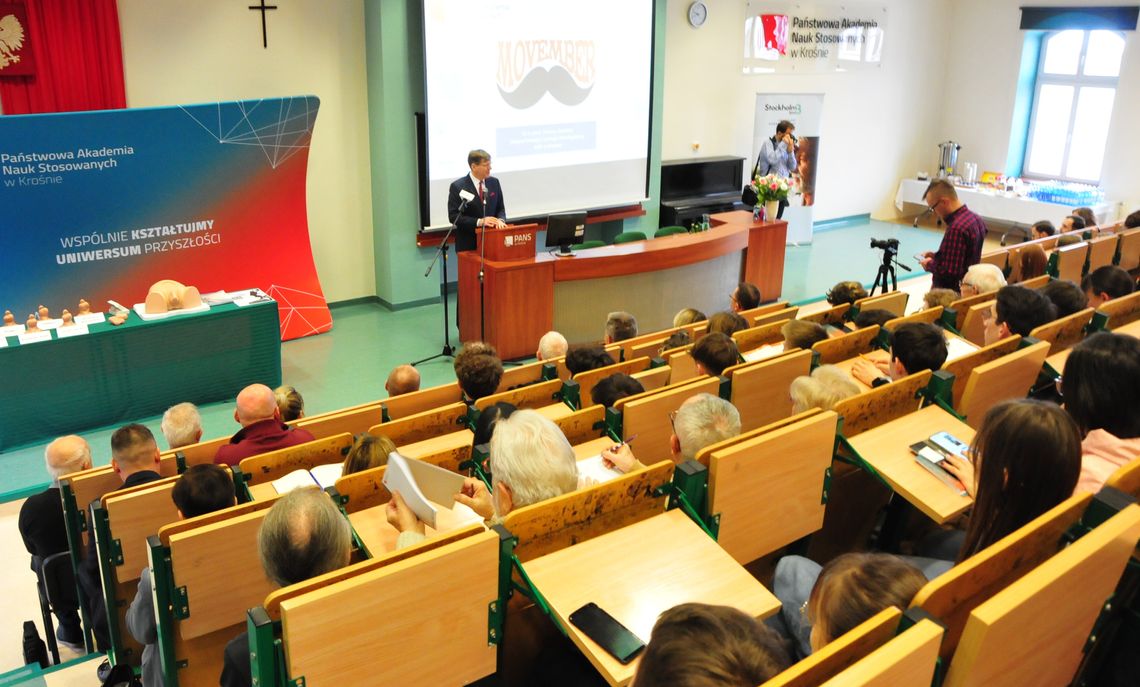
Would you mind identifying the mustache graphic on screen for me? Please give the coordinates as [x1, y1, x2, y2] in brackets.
[497, 65, 593, 109]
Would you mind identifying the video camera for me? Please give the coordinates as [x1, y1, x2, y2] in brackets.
[870, 238, 899, 252]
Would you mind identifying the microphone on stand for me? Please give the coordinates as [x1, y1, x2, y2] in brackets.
[913, 207, 933, 227]
[458, 188, 474, 212]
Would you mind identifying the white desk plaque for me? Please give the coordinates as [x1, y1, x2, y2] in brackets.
[18, 331, 53, 345]
[0, 324, 25, 337]
[74, 312, 107, 325]
[55, 324, 90, 338]
[0, 336, 8, 348]
[36, 318, 64, 330]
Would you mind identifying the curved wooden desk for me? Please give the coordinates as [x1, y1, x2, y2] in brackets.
[458, 211, 786, 359]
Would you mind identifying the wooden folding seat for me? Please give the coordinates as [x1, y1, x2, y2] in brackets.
[1085, 233, 1120, 274]
[978, 249, 1008, 271]
[762, 608, 944, 687]
[941, 336, 1022, 410]
[700, 410, 838, 563]
[1115, 227, 1140, 271]
[1098, 290, 1140, 329]
[752, 306, 800, 327]
[736, 300, 791, 321]
[237, 433, 354, 500]
[832, 370, 931, 438]
[572, 356, 653, 404]
[1051, 242, 1090, 283]
[732, 318, 789, 354]
[246, 526, 498, 687]
[628, 322, 707, 360]
[630, 363, 672, 391]
[853, 291, 908, 317]
[724, 349, 812, 431]
[959, 300, 995, 345]
[614, 376, 720, 466]
[147, 497, 281, 687]
[885, 306, 942, 330]
[949, 292, 998, 332]
[812, 325, 881, 365]
[1029, 307, 1095, 355]
[475, 378, 573, 415]
[938, 500, 1140, 687]
[956, 340, 1050, 428]
[1105, 457, 1140, 499]
[799, 302, 850, 326]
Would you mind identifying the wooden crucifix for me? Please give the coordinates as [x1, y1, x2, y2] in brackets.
[248, 0, 277, 48]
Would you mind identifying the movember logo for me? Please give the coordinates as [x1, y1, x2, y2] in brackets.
[497, 39, 596, 109]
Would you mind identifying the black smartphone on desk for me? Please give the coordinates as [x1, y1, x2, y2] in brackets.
[569, 602, 646, 664]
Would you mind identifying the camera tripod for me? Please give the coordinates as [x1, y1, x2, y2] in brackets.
[869, 248, 911, 297]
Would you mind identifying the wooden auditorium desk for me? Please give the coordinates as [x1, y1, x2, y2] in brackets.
[458, 212, 787, 359]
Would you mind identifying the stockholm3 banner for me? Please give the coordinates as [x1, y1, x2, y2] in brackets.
[0, 96, 332, 341]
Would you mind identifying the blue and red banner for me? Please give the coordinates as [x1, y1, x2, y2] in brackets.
[0, 96, 331, 340]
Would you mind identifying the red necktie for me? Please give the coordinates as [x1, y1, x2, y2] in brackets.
[479, 181, 485, 203]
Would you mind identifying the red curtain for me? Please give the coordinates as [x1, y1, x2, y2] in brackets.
[0, 0, 125, 115]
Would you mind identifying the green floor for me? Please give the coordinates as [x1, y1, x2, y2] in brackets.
[0, 218, 944, 500]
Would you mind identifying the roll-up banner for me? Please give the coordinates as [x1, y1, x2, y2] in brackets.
[751, 93, 824, 245]
[0, 96, 331, 341]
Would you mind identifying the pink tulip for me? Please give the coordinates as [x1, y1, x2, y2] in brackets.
[769, 183, 778, 190]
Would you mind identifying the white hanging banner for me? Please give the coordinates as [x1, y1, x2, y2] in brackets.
[743, 2, 888, 74]
[751, 93, 824, 245]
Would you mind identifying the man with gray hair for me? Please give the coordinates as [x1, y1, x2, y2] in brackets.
[220, 488, 352, 687]
[604, 311, 638, 344]
[161, 402, 202, 449]
[214, 383, 315, 467]
[387, 409, 579, 527]
[19, 435, 93, 648]
[602, 393, 742, 472]
[385, 364, 421, 397]
[536, 330, 569, 361]
[958, 263, 1006, 298]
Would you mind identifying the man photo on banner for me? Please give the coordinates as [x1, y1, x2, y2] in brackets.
[756, 120, 797, 219]
[447, 149, 507, 253]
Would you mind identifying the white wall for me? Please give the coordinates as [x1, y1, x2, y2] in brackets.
[116, 0, 375, 302]
[939, 0, 1139, 217]
[661, 0, 952, 222]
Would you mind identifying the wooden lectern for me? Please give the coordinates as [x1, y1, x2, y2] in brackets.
[457, 223, 549, 359]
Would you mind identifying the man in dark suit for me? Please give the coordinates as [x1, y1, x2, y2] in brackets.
[447, 148, 507, 252]
[18, 435, 94, 648]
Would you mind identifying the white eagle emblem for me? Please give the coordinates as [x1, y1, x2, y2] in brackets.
[0, 13, 26, 70]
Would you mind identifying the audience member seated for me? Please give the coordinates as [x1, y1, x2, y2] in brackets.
[1082, 265, 1135, 309]
[782, 319, 828, 351]
[731, 282, 762, 312]
[774, 553, 926, 659]
[1073, 207, 1097, 231]
[631, 603, 790, 687]
[692, 332, 739, 376]
[161, 402, 203, 449]
[273, 385, 305, 423]
[959, 262, 1006, 298]
[591, 373, 645, 409]
[706, 310, 749, 337]
[81, 424, 164, 649]
[214, 384, 316, 467]
[659, 330, 691, 355]
[221, 488, 352, 687]
[790, 365, 861, 413]
[1061, 333, 1140, 494]
[564, 344, 616, 376]
[18, 435, 93, 649]
[452, 410, 579, 522]
[825, 280, 867, 306]
[1125, 209, 1140, 229]
[923, 288, 958, 310]
[472, 402, 516, 449]
[536, 330, 568, 361]
[1014, 243, 1048, 282]
[384, 364, 421, 397]
[672, 307, 706, 327]
[602, 393, 741, 473]
[851, 322, 948, 388]
[1060, 214, 1086, 233]
[604, 311, 638, 343]
[983, 285, 1057, 344]
[128, 465, 236, 687]
[774, 399, 1080, 657]
[453, 342, 504, 402]
[341, 433, 398, 475]
[852, 308, 893, 329]
[1030, 220, 1056, 240]
[1040, 279, 1089, 318]
[1056, 233, 1081, 247]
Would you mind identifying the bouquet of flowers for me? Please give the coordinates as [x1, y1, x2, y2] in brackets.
[751, 173, 791, 203]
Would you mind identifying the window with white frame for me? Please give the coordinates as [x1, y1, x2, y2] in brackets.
[1023, 30, 1124, 183]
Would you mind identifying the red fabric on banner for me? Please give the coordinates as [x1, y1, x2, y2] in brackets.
[0, 0, 125, 114]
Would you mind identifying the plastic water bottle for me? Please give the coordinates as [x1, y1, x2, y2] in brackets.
[753, 204, 762, 221]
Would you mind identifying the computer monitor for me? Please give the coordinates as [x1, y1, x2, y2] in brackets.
[544, 212, 588, 256]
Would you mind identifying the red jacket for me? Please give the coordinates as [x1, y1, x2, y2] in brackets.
[214, 418, 315, 467]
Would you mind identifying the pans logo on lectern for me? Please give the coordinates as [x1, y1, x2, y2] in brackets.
[496, 39, 595, 109]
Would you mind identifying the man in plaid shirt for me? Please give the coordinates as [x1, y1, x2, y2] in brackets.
[919, 180, 988, 290]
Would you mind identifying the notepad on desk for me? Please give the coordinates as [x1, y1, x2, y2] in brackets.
[271, 462, 344, 494]
[741, 343, 785, 363]
[577, 454, 624, 489]
[943, 335, 979, 362]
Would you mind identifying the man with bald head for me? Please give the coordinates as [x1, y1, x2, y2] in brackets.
[536, 330, 568, 361]
[19, 435, 93, 647]
[214, 383, 316, 466]
[385, 364, 421, 397]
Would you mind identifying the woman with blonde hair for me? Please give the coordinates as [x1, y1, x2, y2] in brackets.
[789, 365, 860, 413]
[341, 433, 398, 475]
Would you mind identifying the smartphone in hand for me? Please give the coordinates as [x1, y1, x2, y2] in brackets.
[910, 441, 968, 496]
